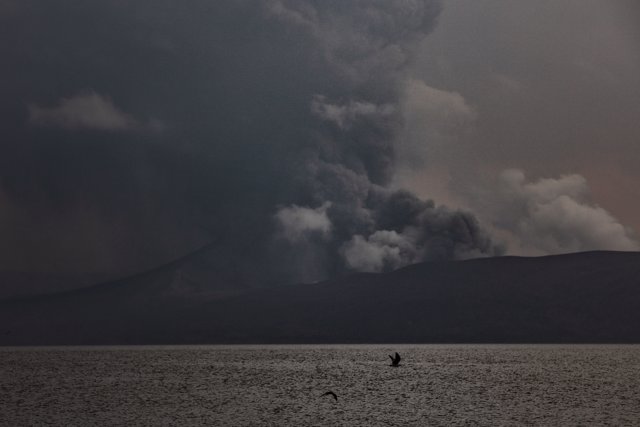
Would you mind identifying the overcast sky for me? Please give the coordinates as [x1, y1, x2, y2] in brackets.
[0, 1, 638, 286]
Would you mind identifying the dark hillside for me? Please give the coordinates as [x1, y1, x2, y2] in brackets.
[1, 251, 640, 344]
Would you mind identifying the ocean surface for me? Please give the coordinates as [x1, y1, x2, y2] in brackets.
[1, 345, 640, 426]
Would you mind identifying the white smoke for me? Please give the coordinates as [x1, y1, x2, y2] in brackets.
[275, 202, 332, 243]
[342, 229, 416, 272]
[479, 169, 639, 255]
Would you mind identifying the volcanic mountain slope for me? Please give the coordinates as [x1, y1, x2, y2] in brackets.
[1, 251, 640, 344]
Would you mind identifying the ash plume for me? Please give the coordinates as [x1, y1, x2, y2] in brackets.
[0, 0, 502, 288]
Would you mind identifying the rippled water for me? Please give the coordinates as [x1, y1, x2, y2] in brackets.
[1, 345, 640, 426]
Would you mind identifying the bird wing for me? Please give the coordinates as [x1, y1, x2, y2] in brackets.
[395, 352, 401, 363]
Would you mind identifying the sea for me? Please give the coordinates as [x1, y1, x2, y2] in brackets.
[1, 345, 640, 426]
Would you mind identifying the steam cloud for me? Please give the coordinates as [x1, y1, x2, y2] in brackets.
[475, 169, 639, 255]
[275, 203, 332, 243]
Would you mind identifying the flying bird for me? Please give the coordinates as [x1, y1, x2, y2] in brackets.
[321, 391, 338, 401]
[389, 352, 401, 367]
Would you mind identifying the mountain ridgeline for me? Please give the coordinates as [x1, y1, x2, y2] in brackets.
[1, 251, 640, 345]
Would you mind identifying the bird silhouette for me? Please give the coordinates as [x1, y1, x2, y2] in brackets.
[321, 391, 338, 401]
[389, 352, 401, 367]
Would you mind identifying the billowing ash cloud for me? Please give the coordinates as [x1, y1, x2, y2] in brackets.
[262, 0, 501, 278]
[474, 169, 639, 255]
[0, 0, 502, 287]
[311, 95, 395, 131]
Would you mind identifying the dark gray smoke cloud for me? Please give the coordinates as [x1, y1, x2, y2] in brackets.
[0, 1, 502, 288]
